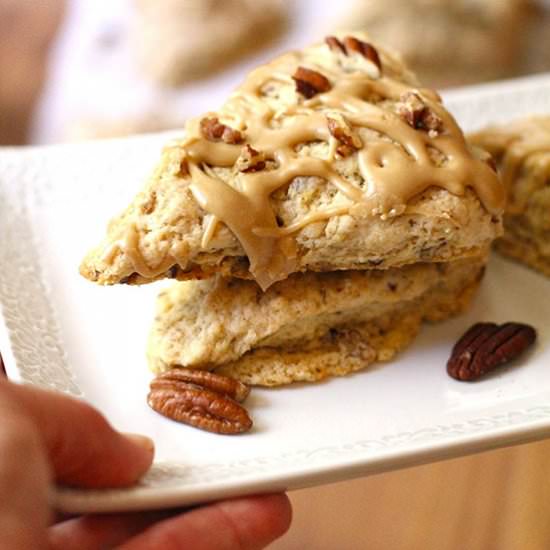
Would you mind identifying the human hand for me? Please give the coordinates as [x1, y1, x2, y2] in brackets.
[0, 379, 291, 549]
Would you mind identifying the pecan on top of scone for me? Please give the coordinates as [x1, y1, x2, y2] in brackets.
[470, 116, 550, 276]
[80, 33, 504, 291]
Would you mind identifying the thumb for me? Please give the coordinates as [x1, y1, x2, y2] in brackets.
[0, 381, 154, 488]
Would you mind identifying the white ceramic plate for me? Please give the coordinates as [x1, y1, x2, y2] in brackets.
[1, 75, 550, 514]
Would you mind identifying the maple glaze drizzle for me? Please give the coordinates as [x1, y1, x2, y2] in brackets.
[133, 36, 505, 289]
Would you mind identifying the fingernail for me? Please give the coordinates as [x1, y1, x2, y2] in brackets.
[123, 432, 155, 454]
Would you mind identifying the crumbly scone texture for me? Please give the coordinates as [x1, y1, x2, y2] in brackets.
[470, 117, 550, 276]
[132, 0, 287, 86]
[147, 255, 486, 385]
[80, 32, 502, 288]
[341, 0, 527, 87]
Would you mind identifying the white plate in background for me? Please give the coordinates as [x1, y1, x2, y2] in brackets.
[1, 75, 550, 513]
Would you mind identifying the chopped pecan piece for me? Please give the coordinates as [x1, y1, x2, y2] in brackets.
[167, 265, 179, 279]
[177, 158, 189, 177]
[447, 322, 537, 381]
[200, 117, 243, 144]
[343, 36, 382, 71]
[293, 66, 331, 99]
[485, 154, 498, 173]
[325, 35, 346, 54]
[398, 92, 443, 135]
[119, 272, 138, 285]
[236, 144, 266, 173]
[327, 115, 363, 157]
[484, 153, 497, 173]
[148, 367, 252, 434]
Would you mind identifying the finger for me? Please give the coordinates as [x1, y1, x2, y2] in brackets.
[0, 381, 154, 488]
[0, 352, 6, 377]
[118, 494, 292, 550]
[48, 510, 176, 550]
[0, 388, 51, 549]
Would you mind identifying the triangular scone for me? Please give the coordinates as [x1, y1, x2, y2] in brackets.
[147, 255, 487, 386]
[80, 33, 504, 290]
[470, 117, 550, 276]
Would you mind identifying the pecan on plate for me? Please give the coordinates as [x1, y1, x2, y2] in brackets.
[148, 368, 252, 434]
[293, 66, 331, 99]
[200, 117, 243, 144]
[447, 322, 537, 381]
[397, 91, 443, 135]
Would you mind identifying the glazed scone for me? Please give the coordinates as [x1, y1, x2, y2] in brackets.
[147, 255, 487, 386]
[131, 0, 287, 86]
[340, 0, 529, 87]
[80, 33, 504, 291]
[470, 117, 550, 276]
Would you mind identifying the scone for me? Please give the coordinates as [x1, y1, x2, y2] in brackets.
[340, 0, 529, 88]
[80, 33, 504, 291]
[470, 117, 550, 276]
[148, 256, 486, 386]
[131, 0, 287, 86]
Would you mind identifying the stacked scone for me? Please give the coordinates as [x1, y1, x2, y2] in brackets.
[81, 34, 505, 386]
[470, 117, 550, 277]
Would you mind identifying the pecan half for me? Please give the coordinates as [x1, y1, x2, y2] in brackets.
[327, 115, 363, 157]
[148, 368, 252, 434]
[325, 35, 346, 54]
[200, 117, 243, 144]
[343, 36, 382, 71]
[236, 144, 266, 173]
[293, 66, 331, 99]
[177, 158, 189, 177]
[447, 322, 537, 381]
[156, 367, 250, 402]
[398, 92, 443, 135]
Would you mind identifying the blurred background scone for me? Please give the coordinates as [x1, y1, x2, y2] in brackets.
[132, 0, 288, 86]
[28, 0, 550, 143]
[341, 0, 532, 88]
[470, 117, 550, 276]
